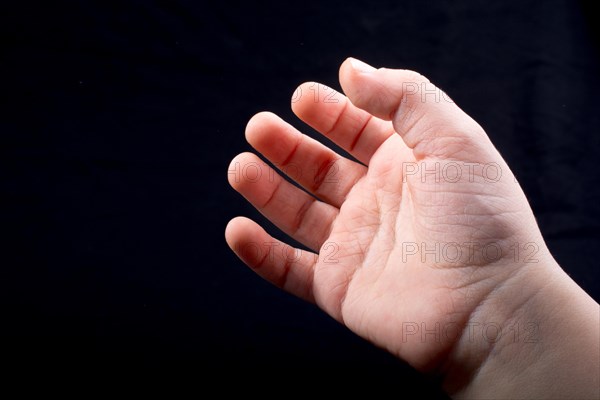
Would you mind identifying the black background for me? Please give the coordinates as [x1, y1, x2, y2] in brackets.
[2, 0, 599, 393]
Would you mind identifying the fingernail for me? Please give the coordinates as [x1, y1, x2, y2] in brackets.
[349, 57, 376, 73]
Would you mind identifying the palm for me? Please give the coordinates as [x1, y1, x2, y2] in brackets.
[227, 61, 543, 373]
[312, 128, 526, 369]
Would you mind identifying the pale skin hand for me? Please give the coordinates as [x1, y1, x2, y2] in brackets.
[225, 58, 600, 399]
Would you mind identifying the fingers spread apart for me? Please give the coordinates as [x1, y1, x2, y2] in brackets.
[245, 112, 366, 208]
[291, 82, 397, 165]
[228, 152, 338, 252]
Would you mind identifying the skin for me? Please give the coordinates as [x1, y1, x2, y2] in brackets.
[225, 58, 600, 399]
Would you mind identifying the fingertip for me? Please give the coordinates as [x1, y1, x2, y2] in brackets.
[346, 57, 377, 73]
[290, 81, 317, 117]
[341, 57, 354, 70]
[224, 216, 240, 245]
[227, 152, 260, 190]
[225, 216, 254, 247]
[338, 59, 377, 113]
[291, 81, 348, 129]
[245, 111, 289, 151]
[339, 56, 376, 83]
[339, 60, 427, 122]
[225, 217, 269, 266]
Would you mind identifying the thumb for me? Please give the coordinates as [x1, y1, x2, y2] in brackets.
[339, 57, 491, 160]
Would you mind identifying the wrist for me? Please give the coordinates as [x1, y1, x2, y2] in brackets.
[444, 255, 600, 399]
